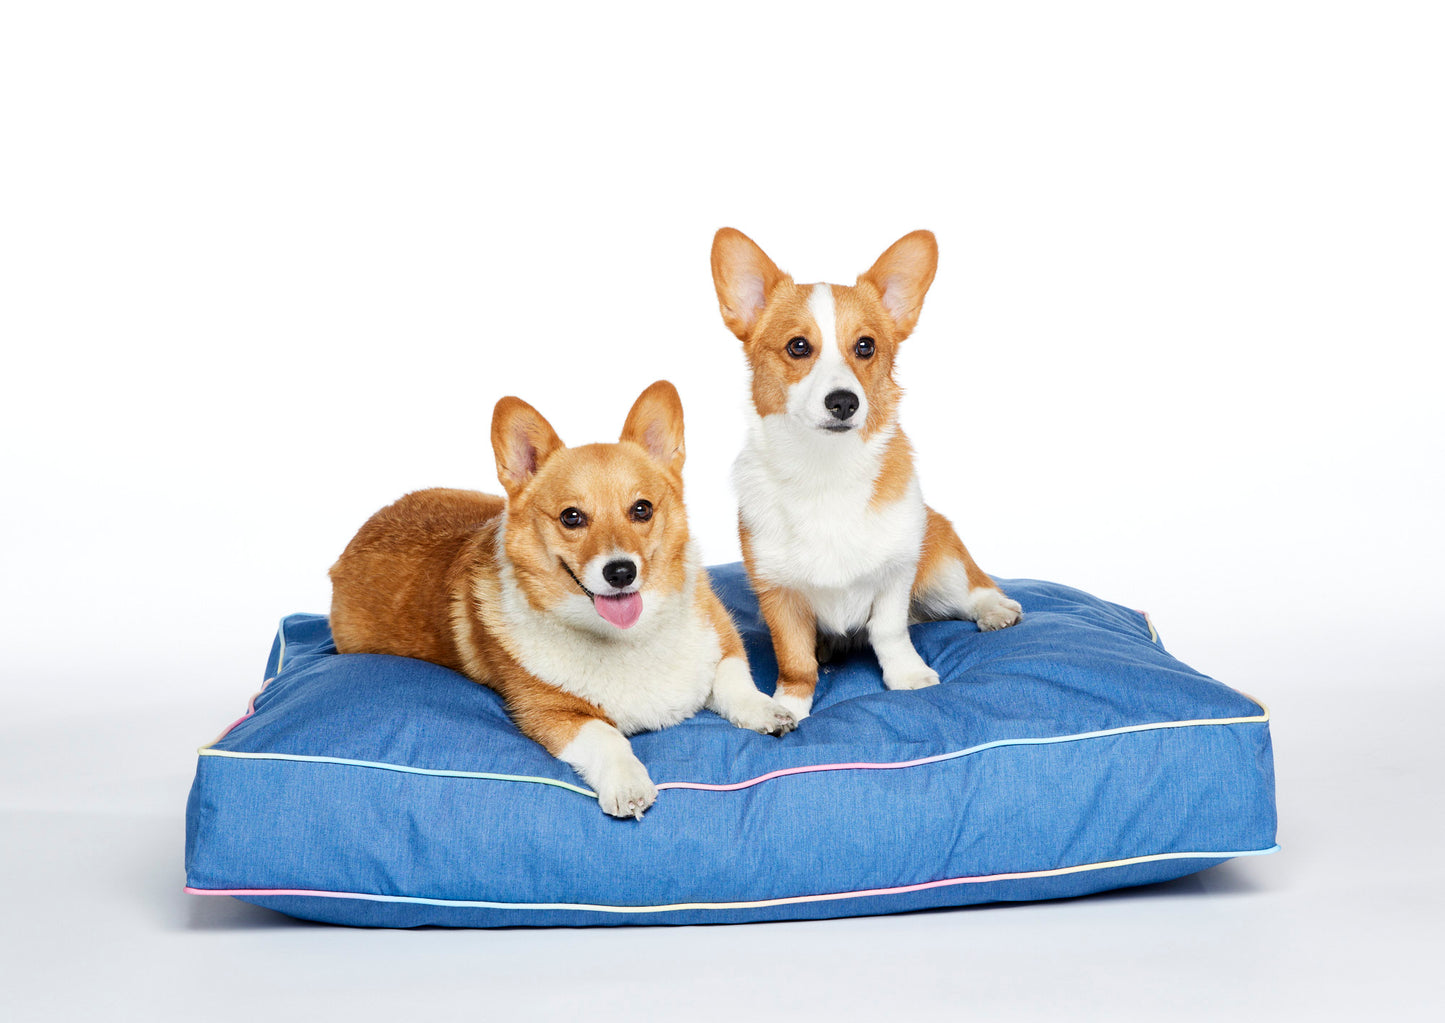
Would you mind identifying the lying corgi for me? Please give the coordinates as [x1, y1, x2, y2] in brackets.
[710, 229, 1023, 722]
[329, 381, 796, 818]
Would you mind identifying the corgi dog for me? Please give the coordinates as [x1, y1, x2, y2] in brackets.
[710, 229, 1023, 722]
[329, 381, 796, 819]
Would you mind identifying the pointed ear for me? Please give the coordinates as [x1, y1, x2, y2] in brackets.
[491, 396, 565, 498]
[711, 228, 789, 340]
[620, 380, 685, 477]
[858, 230, 938, 336]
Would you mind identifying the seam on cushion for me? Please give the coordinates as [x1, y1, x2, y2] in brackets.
[195, 748, 597, 796]
[657, 704, 1269, 793]
[276, 616, 289, 674]
[205, 676, 276, 747]
[184, 846, 1280, 912]
[196, 701, 1269, 798]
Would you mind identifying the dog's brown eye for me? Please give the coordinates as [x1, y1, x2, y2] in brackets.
[854, 337, 875, 358]
[559, 508, 587, 529]
[787, 337, 812, 358]
[630, 500, 653, 523]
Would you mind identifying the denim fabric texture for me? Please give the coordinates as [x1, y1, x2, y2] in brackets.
[184, 564, 1278, 927]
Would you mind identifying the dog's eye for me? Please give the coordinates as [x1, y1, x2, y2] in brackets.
[854, 337, 875, 359]
[630, 500, 653, 523]
[786, 337, 812, 358]
[559, 507, 587, 529]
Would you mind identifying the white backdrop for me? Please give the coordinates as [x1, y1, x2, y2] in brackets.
[2, 2, 1442, 1020]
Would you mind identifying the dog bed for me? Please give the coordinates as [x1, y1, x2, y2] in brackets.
[184, 564, 1277, 927]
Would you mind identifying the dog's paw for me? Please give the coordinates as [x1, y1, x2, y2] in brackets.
[773, 688, 814, 722]
[883, 662, 941, 691]
[726, 692, 798, 736]
[594, 758, 658, 820]
[973, 591, 1023, 632]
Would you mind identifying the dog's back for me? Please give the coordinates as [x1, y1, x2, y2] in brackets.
[329, 488, 504, 673]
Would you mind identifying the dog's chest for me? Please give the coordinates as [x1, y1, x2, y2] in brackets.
[499, 586, 719, 736]
[734, 435, 926, 598]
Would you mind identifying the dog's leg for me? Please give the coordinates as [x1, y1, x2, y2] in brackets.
[555, 719, 658, 820]
[869, 570, 941, 691]
[755, 584, 820, 721]
[699, 584, 798, 735]
[499, 667, 657, 819]
[911, 508, 1022, 631]
[709, 658, 799, 735]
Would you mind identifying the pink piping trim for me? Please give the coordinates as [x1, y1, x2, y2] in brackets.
[207, 676, 274, 747]
[656, 755, 950, 793]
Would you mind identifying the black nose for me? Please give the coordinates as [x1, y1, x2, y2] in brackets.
[602, 559, 637, 589]
[825, 389, 859, 421]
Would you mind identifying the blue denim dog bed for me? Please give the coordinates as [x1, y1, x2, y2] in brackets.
[185, 565, 1277, 927]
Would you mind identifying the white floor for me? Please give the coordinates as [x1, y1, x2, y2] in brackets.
[5, 664, 1441, 1023]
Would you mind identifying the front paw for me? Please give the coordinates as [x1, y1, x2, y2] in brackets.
[594, 758, 658, 820]
[973, 592, 1023, 632]
[772, 687, 814, 722]
[725, 692, 798, 736]
[883, 663, 940, 691]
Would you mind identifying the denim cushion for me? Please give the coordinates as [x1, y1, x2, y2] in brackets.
[185, 564, 1277, 927]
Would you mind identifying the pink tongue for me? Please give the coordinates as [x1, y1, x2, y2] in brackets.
[594, 592, 643, 629]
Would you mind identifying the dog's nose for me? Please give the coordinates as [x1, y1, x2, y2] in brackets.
[825, 389, 859, 421]
[602, 559, 637, 589]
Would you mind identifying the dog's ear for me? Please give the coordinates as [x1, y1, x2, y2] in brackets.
[858, 230, 938, 337]
[620, 380, 685, 477]
[492, 396, 565, 498]
[712, 228, 789, 341]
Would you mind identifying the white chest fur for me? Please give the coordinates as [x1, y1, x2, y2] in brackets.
[494, 548, 720, 736]
[734, 413, 926, 635]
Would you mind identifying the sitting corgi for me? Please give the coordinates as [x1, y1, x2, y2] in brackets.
[329, 381, 796, 818]
[710, 229, 1023, 722]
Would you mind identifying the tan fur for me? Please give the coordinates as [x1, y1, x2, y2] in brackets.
[696, 581, 747, 662]
[744, 283, 825, 418]
[329, 488, 503, 673]
[869, 430, 916, 510]
[329, 381, 749, 761]
[857, 230, 938, 336]
[915, 507, 997, 594]
[740, 521, 819, 701]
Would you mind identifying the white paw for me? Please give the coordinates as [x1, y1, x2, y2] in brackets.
[725, 692, 798, 736]
[594, 757, 658, 820]
[773, 689, 814, 722]
[972, 591, 1023, 632]
[883, 662, 940, 691]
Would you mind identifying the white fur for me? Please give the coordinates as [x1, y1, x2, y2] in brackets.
[735, 405, 936, 713]
[773, 690, 815, 722]
[556, 719, 656, 819]
[708, 655, 797, 734]
[492, 527, 795, 740]
[494, 533, 719, 735]
[868, 571, 940, 691]
[735, 413, 926, 628]
[580, 548, 638, 596]
[789, 285, 869, 431]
